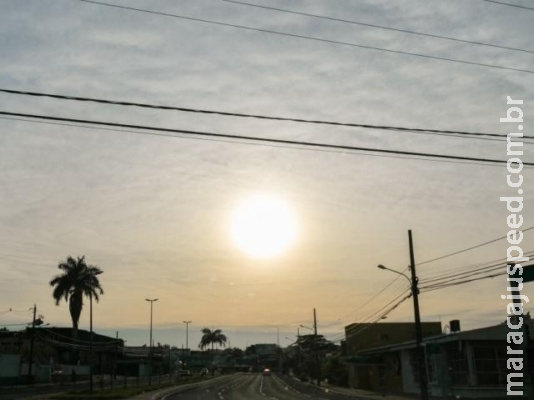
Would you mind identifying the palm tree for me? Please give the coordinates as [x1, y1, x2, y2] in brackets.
[199, 328, 227, 351]
[49, 256, 103, 338]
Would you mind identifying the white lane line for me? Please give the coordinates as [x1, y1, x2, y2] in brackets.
[258, 375, 281, 400]
[259, 375, 266, 396]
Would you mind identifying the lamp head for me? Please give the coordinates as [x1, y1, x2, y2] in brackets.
[377, 264, 387, 270]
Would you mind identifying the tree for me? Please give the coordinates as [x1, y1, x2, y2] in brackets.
[322, 355, 348, 387]
[49, 256, 103, 337]
[198, 328, 227, 351]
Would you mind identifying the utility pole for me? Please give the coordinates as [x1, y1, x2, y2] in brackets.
[296, 327, 300, 375]
[89, 288, 94, 393]
[408, 230, 428, 400]
[313, 308, 320, 387]
[89, 270, 102, 394]
[27, 304, 37, 383]
[146, 299, 158, 385]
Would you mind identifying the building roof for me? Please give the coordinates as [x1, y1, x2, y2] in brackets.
[359, 318, 534, 355]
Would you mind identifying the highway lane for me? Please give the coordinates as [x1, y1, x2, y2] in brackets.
[165, 373, 309, 400]
[275, 374, 362, 400]
[165, 373, 362, 400]
[163, 374, 246, 400]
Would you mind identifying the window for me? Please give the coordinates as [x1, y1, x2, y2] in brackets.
[473, 345, 507, 386]
[444, 343, 468, 385]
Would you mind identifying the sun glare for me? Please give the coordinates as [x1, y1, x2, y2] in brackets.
[231, 195, 298, 259]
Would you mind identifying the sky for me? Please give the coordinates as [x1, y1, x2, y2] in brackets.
[1, 0, 533, 350]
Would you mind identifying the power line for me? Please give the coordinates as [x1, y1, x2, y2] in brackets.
[329, 288, 411, 341]
[1, 114, 510, 146]
[340, 261, 522, 341]
[332, 233, 534, 338]
[420, 253, 524, 281]
[1, 116, 509, 169]
[420, 250, 534, 283]
[482, 0, 534, 11]
[420, 257, 534, 288]
[2, 110, 529, 167]
[1, 88, 527, 140]
[223, 0, 534, 55]
[343, 293, 412, 341]
[417, 226, 534, 267]
[421, 261, 534, 292]
[420, 271, 506, 292]
[333, 267, 410, 329]
[71, 0, 534, 74]
[420, 263, 503, 286]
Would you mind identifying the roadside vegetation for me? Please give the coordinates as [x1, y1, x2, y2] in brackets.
[53, 376, 206, 399]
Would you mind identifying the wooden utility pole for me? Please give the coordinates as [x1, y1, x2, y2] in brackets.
[27, 304, 37, 383]
[313, 308, 320, 387]
[408, 230, 428, 400]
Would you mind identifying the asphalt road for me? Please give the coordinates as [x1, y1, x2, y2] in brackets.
[164, 373, 364, 400]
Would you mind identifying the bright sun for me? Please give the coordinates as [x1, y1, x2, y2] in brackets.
[231, 194, 298, 259]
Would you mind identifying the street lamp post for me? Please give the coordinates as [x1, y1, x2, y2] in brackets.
[145, 298, 158, 386]
[183, 320, 192, 350]
[377, 230, 428, 400]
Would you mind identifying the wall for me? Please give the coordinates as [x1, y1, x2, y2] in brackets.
[0, 354, 20, 385]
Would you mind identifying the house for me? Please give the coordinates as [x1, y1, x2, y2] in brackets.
[355, 318, 534, 398]
[344, 321, 442, 391]
[0, 327, 123, 384]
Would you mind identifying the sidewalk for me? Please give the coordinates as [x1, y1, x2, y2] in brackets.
[280, 374, 423, 400]
[320, 381, 420, 400]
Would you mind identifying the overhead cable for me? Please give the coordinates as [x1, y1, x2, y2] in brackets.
[3, 116, 511, 170]
[417, 226, 534, 267]
[0, 88, 527, 140]
[1, 110, 530, 167]
[71, 0, 534, 74]
[223, 0, 534, 55]
[482, 0, 534, 11]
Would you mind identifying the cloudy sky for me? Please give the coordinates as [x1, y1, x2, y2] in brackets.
[1, 0, 533, 350]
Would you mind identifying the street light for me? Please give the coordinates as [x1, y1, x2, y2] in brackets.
[146, 298, 158, 385]
[377, 264, 411, 285]
[183, 320, 192, 350]
[377, 230, 428, 400]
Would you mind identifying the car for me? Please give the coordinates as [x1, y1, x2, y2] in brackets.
[262, 368, 271, 376]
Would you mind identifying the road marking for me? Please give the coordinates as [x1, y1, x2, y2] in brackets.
[260, 375, 266, 396]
